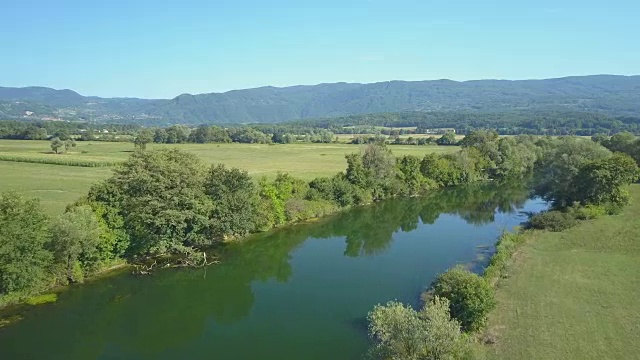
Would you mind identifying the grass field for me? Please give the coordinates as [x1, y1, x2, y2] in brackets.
[486, 184, 640, 360]
[0, 140, 458, 214]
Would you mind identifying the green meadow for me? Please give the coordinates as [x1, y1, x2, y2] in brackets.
[487, 185, 640, 360]
[0, 140, 458, 214]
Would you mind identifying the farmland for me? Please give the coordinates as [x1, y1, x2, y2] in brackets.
[0, 140, 458, 214]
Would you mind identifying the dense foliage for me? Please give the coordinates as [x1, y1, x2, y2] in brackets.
[0, 193, 52, 300]
[368, 297, 475, 360]
[430, 267, 496, 332]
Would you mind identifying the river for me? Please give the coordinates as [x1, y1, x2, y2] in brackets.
[0, 182, 547, 359]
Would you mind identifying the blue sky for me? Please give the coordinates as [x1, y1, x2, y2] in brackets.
[1, 0, 638, 98]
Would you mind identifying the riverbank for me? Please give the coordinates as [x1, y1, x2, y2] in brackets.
[484, 184, 640, 359]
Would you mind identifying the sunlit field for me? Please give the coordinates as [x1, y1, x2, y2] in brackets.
[0, 140, 458, 214]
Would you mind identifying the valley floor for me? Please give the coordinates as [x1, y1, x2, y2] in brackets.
[486, 185, 640, 359]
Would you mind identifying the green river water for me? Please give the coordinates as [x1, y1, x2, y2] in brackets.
[0, 183, 546, 359]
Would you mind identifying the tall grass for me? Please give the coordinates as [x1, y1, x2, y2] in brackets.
[483, 231, 529, 286]
[0, 153, 120, 167]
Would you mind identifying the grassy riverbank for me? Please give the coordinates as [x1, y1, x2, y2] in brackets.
[486, 184, 640, 359]
[0, 140, 457, 214]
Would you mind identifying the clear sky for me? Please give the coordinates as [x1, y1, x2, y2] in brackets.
[1, 0, 638, 98]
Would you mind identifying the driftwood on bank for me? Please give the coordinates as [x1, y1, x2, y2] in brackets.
[132, 251, 219, 275]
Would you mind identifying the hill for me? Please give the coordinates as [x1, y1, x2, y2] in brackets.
[1, 75, 639, 124]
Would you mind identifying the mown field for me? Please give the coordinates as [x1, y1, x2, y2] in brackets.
[0, 140, 458, 214]
[487, 184, 640, 360]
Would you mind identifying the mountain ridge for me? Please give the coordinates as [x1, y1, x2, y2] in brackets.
[1, 75, 639, 124]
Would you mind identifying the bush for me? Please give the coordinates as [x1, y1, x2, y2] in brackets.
[431, 266, 496, 332]
[568, 203, 607, 220]
[367, 297, 475, 359]
[528, 210, 578, 232]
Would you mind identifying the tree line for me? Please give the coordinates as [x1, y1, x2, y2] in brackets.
[4, 109, 640, 146]
[290, 110, 640, 135]
[2, 132, 639, 312]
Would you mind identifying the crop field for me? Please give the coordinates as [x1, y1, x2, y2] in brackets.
[0, 140, 458, 214]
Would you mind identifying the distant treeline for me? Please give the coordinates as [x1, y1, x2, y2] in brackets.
[291, 110, 640, 135]
[0, 120, 138, 141]
[2, 110, 640, 145]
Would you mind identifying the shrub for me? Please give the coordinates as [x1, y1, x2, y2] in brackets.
[367, 297, 474, 360]
[528, 210, 578, 232]
[431, 266, 496, 332]
[568, 203, 607, 220]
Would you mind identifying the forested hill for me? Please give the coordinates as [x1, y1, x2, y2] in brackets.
[1, 75, 640, 124]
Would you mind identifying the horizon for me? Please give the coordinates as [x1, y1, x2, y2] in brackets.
[3, 73, 638, 100]
[2, 1, 639, 98]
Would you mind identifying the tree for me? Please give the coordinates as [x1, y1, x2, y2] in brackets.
[345, 153, 367, 188]
[535, 137, 612, 207]
[64, 139, 76, 151]
[362, 142, 397, 199]
[367, 297, 473, 360]
[100, 149, 213, 256]
[436, 132, 457, 146]
[189, 125, 214, 143]
[494, 137, 538, 178]
[50, 205, 102, 283]
[205, 164, 259, 239]
[21, 125, 47, 140]
[575, 153, 640, 206]
[0, 192, 53, 298]
[368, 300, 428, 359]
[50, 137, 64, 154]
[54, 129, 71, 141]
[602, 132, 636, 153]
[396, 155, 428, 195]
[431, 266, 496, 332]
[153, 128, 167, 143]
[134, 129, 154, 150]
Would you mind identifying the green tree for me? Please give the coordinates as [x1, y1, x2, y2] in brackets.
[205, 164, 259, 239]
[535, 137, 612, 207]
[54, 129, 71, 141]
[575, 153, 640, 206]
[494, 137, 538, 178]
[396, 155, 428, 195]
[431, 266, 496, 332]
[64, 139, 76, 151]
[50, 137, 64, 154]
[436, 132, 457, 146]
[367, 297, 473, 360]
[345, 153, 367, 188]
[102, 149, 213, 256]
[153, 128, 167, 143]
[50, 205, 102, 283]
[134, 128, 154, 150]
[189, 125, 214, 143]
[0, 193, 53, 299]
[362, 143, 397, 199]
